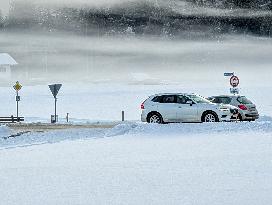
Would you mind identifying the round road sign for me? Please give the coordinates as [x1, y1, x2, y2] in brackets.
[230, 76, 239, 87]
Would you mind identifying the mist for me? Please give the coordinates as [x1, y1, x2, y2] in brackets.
[1, 0, 272, 87]
[1, 30, 272, 87]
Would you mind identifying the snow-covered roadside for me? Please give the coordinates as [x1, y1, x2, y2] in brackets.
[1, 119, 272, 149]
[1, 121, 272, 205]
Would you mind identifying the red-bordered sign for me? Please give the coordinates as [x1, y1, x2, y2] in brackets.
[230, 76, 239, 87]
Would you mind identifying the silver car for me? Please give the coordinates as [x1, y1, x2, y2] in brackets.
[207, 95, 259, 121]
[141, 93, 238, 123]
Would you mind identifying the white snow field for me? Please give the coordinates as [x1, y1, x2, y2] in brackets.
[1, 122, 272, 205]
[1, 31, 272, 205]
[0, 82, 272, 205]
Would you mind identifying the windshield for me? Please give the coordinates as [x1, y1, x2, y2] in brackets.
[187, 95, 212, 104]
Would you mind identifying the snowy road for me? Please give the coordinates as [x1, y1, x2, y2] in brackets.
[1, 121, 272, 205]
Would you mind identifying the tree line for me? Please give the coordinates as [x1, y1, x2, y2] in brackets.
[189, 0, 272, 9]
[0, 1, 272, 36]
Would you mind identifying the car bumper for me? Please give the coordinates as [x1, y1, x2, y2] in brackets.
[141, 111, 148, 122]
[243, 113, 259, 120]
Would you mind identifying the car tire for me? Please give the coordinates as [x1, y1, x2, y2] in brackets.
[238, 114, 243, 121]
[202, 111, 219, 123]
[147, 113, 163, 124]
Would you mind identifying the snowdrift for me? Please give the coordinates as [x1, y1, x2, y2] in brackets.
[1, 118, 272, 149]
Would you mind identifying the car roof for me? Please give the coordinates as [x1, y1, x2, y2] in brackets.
[152, 93, 196, 96]
[209, 95, 244, 98]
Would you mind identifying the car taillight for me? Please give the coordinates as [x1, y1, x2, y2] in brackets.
[141, 102, 145, 109]
[238, 104, 247, 110]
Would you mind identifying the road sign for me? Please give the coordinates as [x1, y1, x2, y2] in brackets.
[13, 81, 22, 120]
[13, 81, 22, 91]
[224, 72, 234, 77]
[48, 84, 62, 124]
[49, 84, 62, 98]
[230, 76, 239, 87]
[230, 87, 239, 94]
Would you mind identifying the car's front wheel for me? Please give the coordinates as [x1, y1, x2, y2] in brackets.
[202, 112, 219, 123]
[147, 113, 163, 124]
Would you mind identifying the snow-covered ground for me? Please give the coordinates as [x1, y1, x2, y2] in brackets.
[1, 121, 272, 205]
[0, 82, 272, 204]
[1, 30, 272, 204]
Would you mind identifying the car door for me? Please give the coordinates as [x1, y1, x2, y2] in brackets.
[156, 95, 179, 122]
[176, 95, 199, 122]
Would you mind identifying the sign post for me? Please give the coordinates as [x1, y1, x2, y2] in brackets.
[13, 81, 22, 122]
[48, 84, 62, 123]
[230, 75, 239, 88]
[224, 72, 240, 95]
[230, 75, 240, 94]
[224, 72, 234, 77]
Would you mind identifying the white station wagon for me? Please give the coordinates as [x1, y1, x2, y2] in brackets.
[141, 93, 238, 123]
[207, 95, 259, 121]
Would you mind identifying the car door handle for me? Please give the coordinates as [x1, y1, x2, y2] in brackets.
[178, 106, 182, 108]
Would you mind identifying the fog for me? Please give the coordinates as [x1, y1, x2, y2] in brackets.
[1, 29, 272, 87]
[1, 0, 272, 87]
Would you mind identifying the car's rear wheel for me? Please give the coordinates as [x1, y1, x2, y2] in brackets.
[202, 112, 219, 123]
[147, 113, 163, 124]
[238, 114, 243, 121]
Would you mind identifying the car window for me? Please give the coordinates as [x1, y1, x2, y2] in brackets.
[151, 96, 162, 103]
[211, 97, 220, 103]
[218, 97, 232, 104]
[207, 97, 215, 102]
[161, 95, 176, 103]
[187, 94, 211, 104]
[177, 95, 191, 104]
[237, 96, 253, 104]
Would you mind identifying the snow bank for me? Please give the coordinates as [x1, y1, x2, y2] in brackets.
[1, 120, 272, 149]
[128, 121, 272, 137]
[0, 125, 12, 139]
[1, 121, 272, 205]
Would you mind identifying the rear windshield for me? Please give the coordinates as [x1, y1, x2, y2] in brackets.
[237, 96, 253, 104]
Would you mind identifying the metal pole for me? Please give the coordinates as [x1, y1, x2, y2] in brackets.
[16, 91, 19, 121]
[54, 97, 57, 123]
[66, 113, 69, 123]
[122, 111, 125, 122]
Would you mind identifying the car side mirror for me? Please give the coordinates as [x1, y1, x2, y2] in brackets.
[186, 100, 193, 106]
